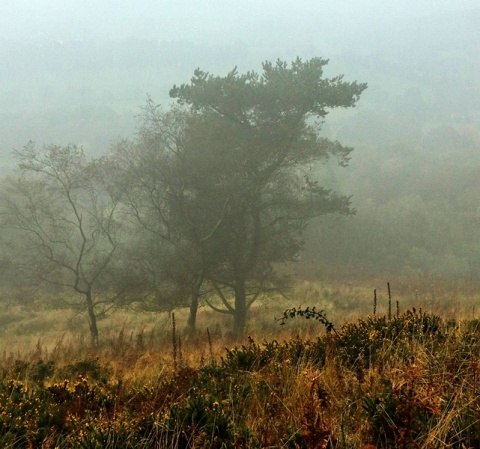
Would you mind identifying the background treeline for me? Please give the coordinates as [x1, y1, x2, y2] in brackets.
[304, 126, 480, 277]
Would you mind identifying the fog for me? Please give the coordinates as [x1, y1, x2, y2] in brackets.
[1, 0, 478, 43]
[1, 1, 480, 278]
[0, 7, 480, 441]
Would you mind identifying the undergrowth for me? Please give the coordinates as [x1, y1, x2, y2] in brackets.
[0, 308, 480, 447]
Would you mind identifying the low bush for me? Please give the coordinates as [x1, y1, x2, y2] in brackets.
[0, 309, 479, 447]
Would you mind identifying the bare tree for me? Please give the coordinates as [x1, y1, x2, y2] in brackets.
[0, 143, 124, 345]
[109, 103, 224, 332]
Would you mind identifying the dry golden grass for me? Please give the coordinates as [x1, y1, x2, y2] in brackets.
[0, 277, 480, 447]
[1, 276, 479, 363]
[0, 275, 477, 398]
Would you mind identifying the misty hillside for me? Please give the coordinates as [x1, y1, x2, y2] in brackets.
[0, 6, 479, 277]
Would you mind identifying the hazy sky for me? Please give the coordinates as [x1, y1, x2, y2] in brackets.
[1, 0, 478, 44]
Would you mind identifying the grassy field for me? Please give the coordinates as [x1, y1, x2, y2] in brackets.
[1, 276, 480, 448]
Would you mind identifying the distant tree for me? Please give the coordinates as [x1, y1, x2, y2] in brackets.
[110, 104, 217, 332]
[168, 57, 366, 335]
[0, 143, 126, 346]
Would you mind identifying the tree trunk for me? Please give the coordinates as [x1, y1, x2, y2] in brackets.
[85, 290, 99, 347]
[233, 280, 247, 337]
[187, 276, 203, 334]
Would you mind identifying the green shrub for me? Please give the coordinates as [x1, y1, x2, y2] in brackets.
[335, 309, 445, 365]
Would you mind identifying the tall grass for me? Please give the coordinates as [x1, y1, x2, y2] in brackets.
[0, 278, 480, 447]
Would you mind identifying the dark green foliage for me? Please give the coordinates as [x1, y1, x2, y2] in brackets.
[167, 395, 234, 449]
[221, 336, 281, 371]
[60, 358, 108, 383]
[10, 360, 28, 379]
[277, 306, 336, 334]
[0, 379, 66, 447]
[336, 309, 445, 366]
[29, 360, 55, 386]
[362, 380, 400, 445]
[2, 360, 56, 387]
[220, 335, 328, 372]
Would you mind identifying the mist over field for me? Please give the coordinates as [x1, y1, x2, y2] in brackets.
[2, 5, 480, 446]
[1, 0, 480, 286]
